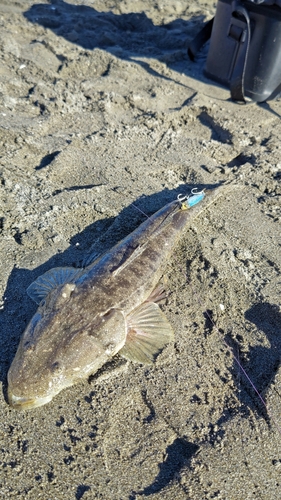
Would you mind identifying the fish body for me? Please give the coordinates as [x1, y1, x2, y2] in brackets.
[7, 187, 222, 409]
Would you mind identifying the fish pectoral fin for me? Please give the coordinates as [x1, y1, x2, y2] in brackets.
[27, 266, 83, 304]
[120, 302, 174, 364]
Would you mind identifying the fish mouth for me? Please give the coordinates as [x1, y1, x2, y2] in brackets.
[8, 388, 53, 410]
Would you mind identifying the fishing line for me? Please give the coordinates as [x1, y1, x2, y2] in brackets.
[186, 272, 280, 498]
[125, 187, 281, 431]
[188, 278, 281, 435]
[236, 335, 262, 500]
[127, 187, 280, 496]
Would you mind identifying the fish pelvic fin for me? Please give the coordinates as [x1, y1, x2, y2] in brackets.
[146, 284, 167, 304]
[27, 266, 83, 304]
[120, 302, 174, 364]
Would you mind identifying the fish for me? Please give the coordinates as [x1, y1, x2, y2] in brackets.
[7, 185, 226, 410]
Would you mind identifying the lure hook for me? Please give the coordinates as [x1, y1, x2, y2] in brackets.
[177, 194, 188, 203]
[191, 187, 205, 195]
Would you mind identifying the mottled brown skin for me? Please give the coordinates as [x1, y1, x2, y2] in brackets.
[8, 186, 224, 409]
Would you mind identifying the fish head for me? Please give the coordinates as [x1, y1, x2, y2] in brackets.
[7, 284, 126, 410]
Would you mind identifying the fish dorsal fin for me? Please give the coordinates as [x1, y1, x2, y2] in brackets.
[27, 266, 83, 304]
[120, 302, 174, 364]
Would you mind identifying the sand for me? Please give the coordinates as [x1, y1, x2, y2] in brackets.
[0, 1, 281, 499]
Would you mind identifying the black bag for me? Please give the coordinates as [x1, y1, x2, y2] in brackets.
[188, 0, 281, 102]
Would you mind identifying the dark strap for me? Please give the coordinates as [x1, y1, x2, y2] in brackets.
[187, 18, 214, 61]
[228, 5, 251, 101]
[187, 4, 251, 102]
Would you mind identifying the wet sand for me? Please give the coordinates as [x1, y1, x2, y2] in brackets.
[0, 1, 281, 499]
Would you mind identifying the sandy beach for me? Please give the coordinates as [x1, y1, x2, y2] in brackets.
[0, 1, 281, 498]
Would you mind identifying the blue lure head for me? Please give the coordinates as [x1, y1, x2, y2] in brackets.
[187, 190, 205, 207]
[177, 189, 205, 210]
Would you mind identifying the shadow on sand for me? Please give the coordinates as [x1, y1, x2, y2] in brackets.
[23, 0, 209, 87]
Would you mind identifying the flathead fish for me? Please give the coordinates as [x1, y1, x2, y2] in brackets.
[7, 185, 224, 409]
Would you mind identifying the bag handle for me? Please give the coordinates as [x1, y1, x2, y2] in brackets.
[228, 4, 251, 101]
